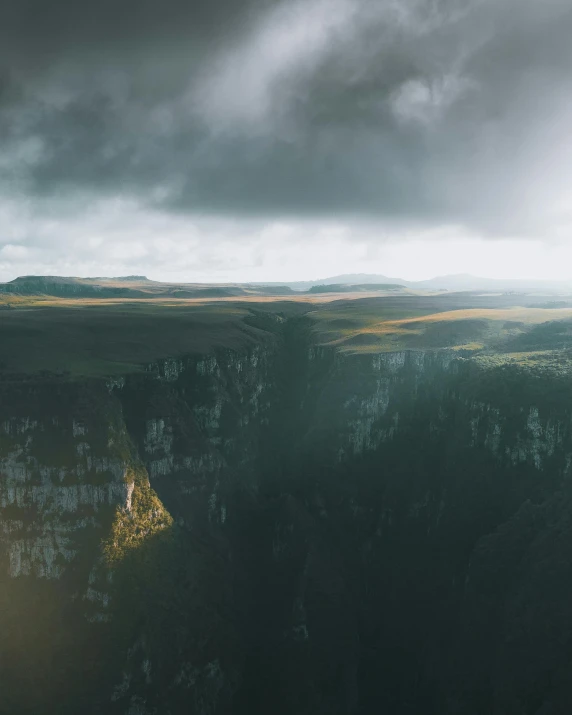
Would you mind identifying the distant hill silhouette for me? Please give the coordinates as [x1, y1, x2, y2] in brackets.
[2, 273, 572, 298]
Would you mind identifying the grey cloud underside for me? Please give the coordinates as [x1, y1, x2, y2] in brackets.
[1, 0, 275, 64]
[1, 0, 572, 235]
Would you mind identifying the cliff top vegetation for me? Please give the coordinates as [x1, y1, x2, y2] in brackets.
[1, 290, 572, 378]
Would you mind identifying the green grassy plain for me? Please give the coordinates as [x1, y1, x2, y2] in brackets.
[0, 300, 264, 376]
[2, 291, 572, 377]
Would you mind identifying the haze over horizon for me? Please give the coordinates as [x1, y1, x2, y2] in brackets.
[3, 250, 572, 287]
[2, 0, 571, 282]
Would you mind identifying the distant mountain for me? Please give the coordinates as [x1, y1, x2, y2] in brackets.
[412, 274, 572, 293]
[253, 273, 405, 292]
[312, 273, 405, 286]
[0, 276, 158, 298]
[259, 273, 572, 294]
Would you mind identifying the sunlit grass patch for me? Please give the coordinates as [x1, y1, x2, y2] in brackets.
[103, 464, 173, 567]
[312, 303, 572, 355]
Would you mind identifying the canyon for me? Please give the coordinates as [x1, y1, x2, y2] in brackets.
[1, 298, 572, 714]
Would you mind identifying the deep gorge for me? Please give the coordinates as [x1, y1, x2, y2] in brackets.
[1, 316, 572, 714]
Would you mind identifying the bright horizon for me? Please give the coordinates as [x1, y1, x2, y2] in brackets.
[1, 231, 571, 285]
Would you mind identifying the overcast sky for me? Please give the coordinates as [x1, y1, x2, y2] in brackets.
[1, 0, 571, 282]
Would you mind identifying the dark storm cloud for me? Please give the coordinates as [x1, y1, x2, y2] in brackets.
[1, 0, 572, 237]
[1, 0, 275, 65]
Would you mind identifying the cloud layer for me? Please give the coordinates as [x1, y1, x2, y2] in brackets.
[1, 0, 572, 279]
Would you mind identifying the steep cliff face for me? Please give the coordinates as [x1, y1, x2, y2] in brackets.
[0, 381, 134, 712]
[1, 318, 572, 714]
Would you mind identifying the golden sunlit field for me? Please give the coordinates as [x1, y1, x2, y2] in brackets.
[314, 306, 572, 353]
